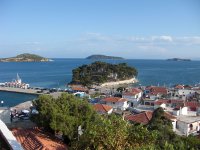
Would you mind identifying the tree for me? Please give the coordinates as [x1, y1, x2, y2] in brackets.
[70, 61, 138, 86]
[32, 93, 97, 144]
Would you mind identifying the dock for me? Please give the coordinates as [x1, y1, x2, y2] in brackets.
[0, 86, 62, 98]
[0, 87, 39, 95]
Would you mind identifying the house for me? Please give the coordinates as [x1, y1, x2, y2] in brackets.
[173, 106, 188, 116]
[125, 111, 177, 131]
[122, 88, 142, 107]
[185, 101, 200, 111]
[153, 99, 184, 108]
[125, 111, 153, 125]
[12, 127, 67, 150]
[176, 116, 200, 136]
[93, 104, 113, 115]
[145, 86, 168, 97]
[102, 97, 129, 111]
[71, 86, 88, 93]
[177, 89, 196, 100]
[0, 119, 23, 150]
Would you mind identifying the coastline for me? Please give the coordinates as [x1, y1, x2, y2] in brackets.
[100, 77, 138, 87]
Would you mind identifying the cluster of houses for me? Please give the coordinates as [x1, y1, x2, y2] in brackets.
[72, 84, 200, 136]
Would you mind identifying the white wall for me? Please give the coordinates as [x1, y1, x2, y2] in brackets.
[106, 101, 129, 110]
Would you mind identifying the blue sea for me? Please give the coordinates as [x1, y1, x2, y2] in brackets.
[0, 59, 200, 106]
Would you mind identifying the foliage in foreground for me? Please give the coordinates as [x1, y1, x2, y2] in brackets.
[32, 94, 200, 150]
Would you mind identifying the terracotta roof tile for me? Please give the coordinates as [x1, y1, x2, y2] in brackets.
[12, 128, 67, 150]
[125, 111, 176, 124]
[71, 86, 87, 92]
[103, 97, 127, 103]
[146, 86, 167, 95]
[125, 111, 153, 125]
[93, 104, 112, 113]
[123, 88, 142, 96]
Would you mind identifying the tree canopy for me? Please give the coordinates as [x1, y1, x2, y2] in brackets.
[32, 95, 200, 150]
[71, 61, 138, 86]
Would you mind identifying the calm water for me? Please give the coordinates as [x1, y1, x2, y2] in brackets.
[0, 91, 38, 107]
[0, 59, 200, 106]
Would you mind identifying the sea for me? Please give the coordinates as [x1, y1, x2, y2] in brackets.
[0, 58, 200, 107]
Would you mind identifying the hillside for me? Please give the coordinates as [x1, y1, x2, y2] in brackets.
[70, 61, 137, 86]
[86, 54, 124, 60]
[0, 53, 50, 62]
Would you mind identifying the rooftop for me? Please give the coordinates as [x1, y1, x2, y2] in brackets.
[12, 128, 67, 150]
[103, 97, 127, 103]
[93, 104, 113, 113]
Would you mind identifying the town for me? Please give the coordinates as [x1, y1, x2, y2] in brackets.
[1, 82, 200, 149]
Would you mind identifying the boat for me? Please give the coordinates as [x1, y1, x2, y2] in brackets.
[2, 73, 30, 89]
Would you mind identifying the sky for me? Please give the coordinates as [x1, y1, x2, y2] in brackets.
[0, 0, 200, 59]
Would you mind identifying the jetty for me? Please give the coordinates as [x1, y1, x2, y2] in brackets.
[0, 86, 62, 98]
[0, 87, 39, 95]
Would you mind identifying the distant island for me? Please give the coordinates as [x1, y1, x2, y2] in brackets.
[70, 61, 137, 86]
[167, 58, 191, 61]
[0, 53, 50, 62]
[86, 54, 124, 60]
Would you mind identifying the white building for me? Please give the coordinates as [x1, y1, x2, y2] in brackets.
[93, 104, 113, 115]
[176, 116, 200, 136]
[102, 97, 129, 111]
[122, 88, 142, 107]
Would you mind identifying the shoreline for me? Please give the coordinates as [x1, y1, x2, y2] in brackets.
[100, 77, 138, 87]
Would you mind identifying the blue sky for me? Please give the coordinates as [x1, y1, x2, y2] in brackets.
[0, 0, 200, 59]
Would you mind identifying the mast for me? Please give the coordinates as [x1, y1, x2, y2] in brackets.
[16, 73, 22, 84]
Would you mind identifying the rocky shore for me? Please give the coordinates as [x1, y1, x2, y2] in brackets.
[100, 78, 138, 87]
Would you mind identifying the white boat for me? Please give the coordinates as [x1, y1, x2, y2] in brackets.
[3, 74, 30, 89]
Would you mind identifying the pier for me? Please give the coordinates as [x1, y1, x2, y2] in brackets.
[0, 87, 62, 98]
[0, 87, 39, 95]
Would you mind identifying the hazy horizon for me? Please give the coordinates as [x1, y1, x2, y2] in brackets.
[0, 0, 199, 59]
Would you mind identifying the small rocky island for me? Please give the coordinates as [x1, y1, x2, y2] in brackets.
[167, 58, 191, 61]
[0, 53, 50, 62]
[86, 54, 124, 60]
[70, 61, 137, 86]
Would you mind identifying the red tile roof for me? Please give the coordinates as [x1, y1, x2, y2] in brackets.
[125, 111, 176, 124]
[146, 86, 167, 95]
[103, 97, 127, 103]
[93, 104, 113, 113]
[125, 111, 153, 125]
[174, 84, 184, 89]
[185, 102, 200, 111]
[71, 86, 87, 92]
[123, 88, 142, 96]
[12, 128, 67, 150]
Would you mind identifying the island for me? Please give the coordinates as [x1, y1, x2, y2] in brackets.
[167, 58, 191, 61]
[86, 54, 124, 60]
[70, 61, 138, 86]
[0, 53, 50, 62]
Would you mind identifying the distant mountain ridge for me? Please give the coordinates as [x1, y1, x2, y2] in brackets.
[86, 54, 124, 60]
[0, 53, 50, 62]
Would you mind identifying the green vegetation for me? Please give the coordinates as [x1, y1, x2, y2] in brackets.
[86, 54, 124, 60]
[0, 53, 49, 62]
[32, 94, 200, 149]
[71, 61, 138, 86]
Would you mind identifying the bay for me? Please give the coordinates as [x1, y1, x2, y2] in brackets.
[0, 58, 200, 107]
